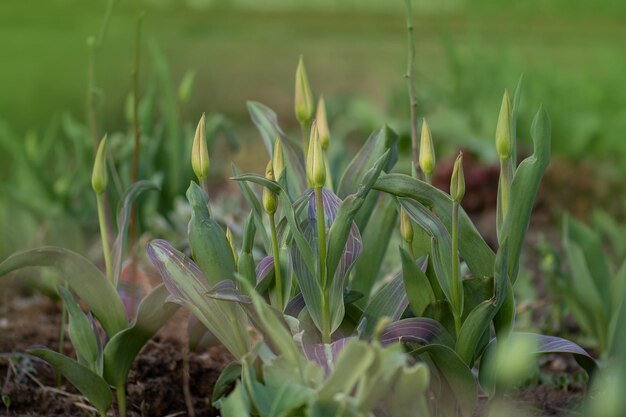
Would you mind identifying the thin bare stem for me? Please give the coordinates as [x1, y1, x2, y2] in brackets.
[451, 202, 461, 335]
[404, 0, 420, 177]
[96, 193, 113, 284]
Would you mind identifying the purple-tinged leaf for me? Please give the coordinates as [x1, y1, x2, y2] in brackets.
[256, 256, 274, 285]
[147, 239, 251, 358]
[303, 337, 355, 376]
[358, 271, 408, 337]
[285, 293, 306, 318]
[380, 318, 453, 348]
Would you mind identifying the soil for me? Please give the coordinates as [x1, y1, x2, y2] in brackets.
[0, 283, 232, 417]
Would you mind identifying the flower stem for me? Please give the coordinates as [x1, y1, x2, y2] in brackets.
[301, 122, 309, 159]
[96, 193, 113, 284]
[452, 202, 461, 336]
[269, 214, 283, 311]
[116, 385, 126, 417]
[315, 187, 330, 343]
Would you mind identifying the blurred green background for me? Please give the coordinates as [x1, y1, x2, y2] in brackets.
[1, 0, 626, 258]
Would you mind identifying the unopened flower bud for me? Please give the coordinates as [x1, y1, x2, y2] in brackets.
[450, 153, 465, 203]
[192, 113, 210, 183]
[495, 89, 513, 160]
[317, 95, 330, 151]
[263, 161, 277, 215]
[419, 118, 435, 178]
[295, 56, 314, 126]
[91, 135, 108, 194]
[400, 208, 413, 245]
[306, 122, 326, 188]
[273, 137, 285, 180]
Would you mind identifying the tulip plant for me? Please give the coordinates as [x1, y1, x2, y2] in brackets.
[144, 48, 597, 415]
[0, 136, 178, 417]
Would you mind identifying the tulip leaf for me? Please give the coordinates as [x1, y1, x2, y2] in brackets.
[27, 348, 112, 415]
[103, 284, 179, 389]
[0, 247, 127, 336]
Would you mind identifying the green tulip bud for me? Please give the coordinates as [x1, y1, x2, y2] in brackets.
[317, 95, 330, 151]
[495, 89, 513, 160]
[263, 161, 277, 215]
[91, 135, 108, 194]
[192, 113, 210, 183]
[419, 118, 435, 178]
[400, 208, 413, 245]
[306, 122, 326, 188]
[272, 136, 285, 180]
[450, 152, 465, 203]
[295, 55, 314, 126]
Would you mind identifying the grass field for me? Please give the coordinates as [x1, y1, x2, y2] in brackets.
[1, 0, 626, 168]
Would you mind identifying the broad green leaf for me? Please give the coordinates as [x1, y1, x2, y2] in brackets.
[232, 173, 282, 194]
[27, 348, 112, 414]
[57, 286, 99, 368]
[262, 356, 318, 417]
[564, 215, 611, 311]
[498, 106, 551, 284]
[148, 240, 251, 358]
[375, 174, 494, 278]
[385, 363, 431, 417]
[400, 251, 435, 317]
[303, 337, 353, 376]
[221, 383, 251, 417]
[337, 124, 398, 199]
[111, 180, 159, 286]
[187, 182, 236, 285]
[0, 247, 127, 336]
[456, 243, 509, 365]
[411, 344, 476, 417]
[236, 278, 305, 373]
[352, 195, 398, 301]
[103, 284, 179, 389]
[400, 199, 461, 319]
[212, 362, 242, 404]
[318, 340, 375, 400]
[358, 271, 408, 337]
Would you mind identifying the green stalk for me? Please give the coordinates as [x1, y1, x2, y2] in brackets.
[423, 172, 432, 185]
[269, 214, 283, 311]
[499, 158, 513, 220]
[404, 0, 420, 178]
[116, 386, 126, 417]
[315, 187, 330, 343]
[451, 202, 461, 336]
[96, 193, 113, 283]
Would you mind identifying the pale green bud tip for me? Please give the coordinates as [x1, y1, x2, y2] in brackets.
[400, 208, 413, 245]
[450, 152, 465, 203]
[317, 95, 330, 151]
[295, 55, 314, 126]
[192, 113, 210, 182]
[272, 137, 285, 180]
[306, 122, 326, 188]
[91, 135, 108, 194]
[495, 89, 513, 160]
[263, 161, 277, 215]
[419, 118, 435, 176]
